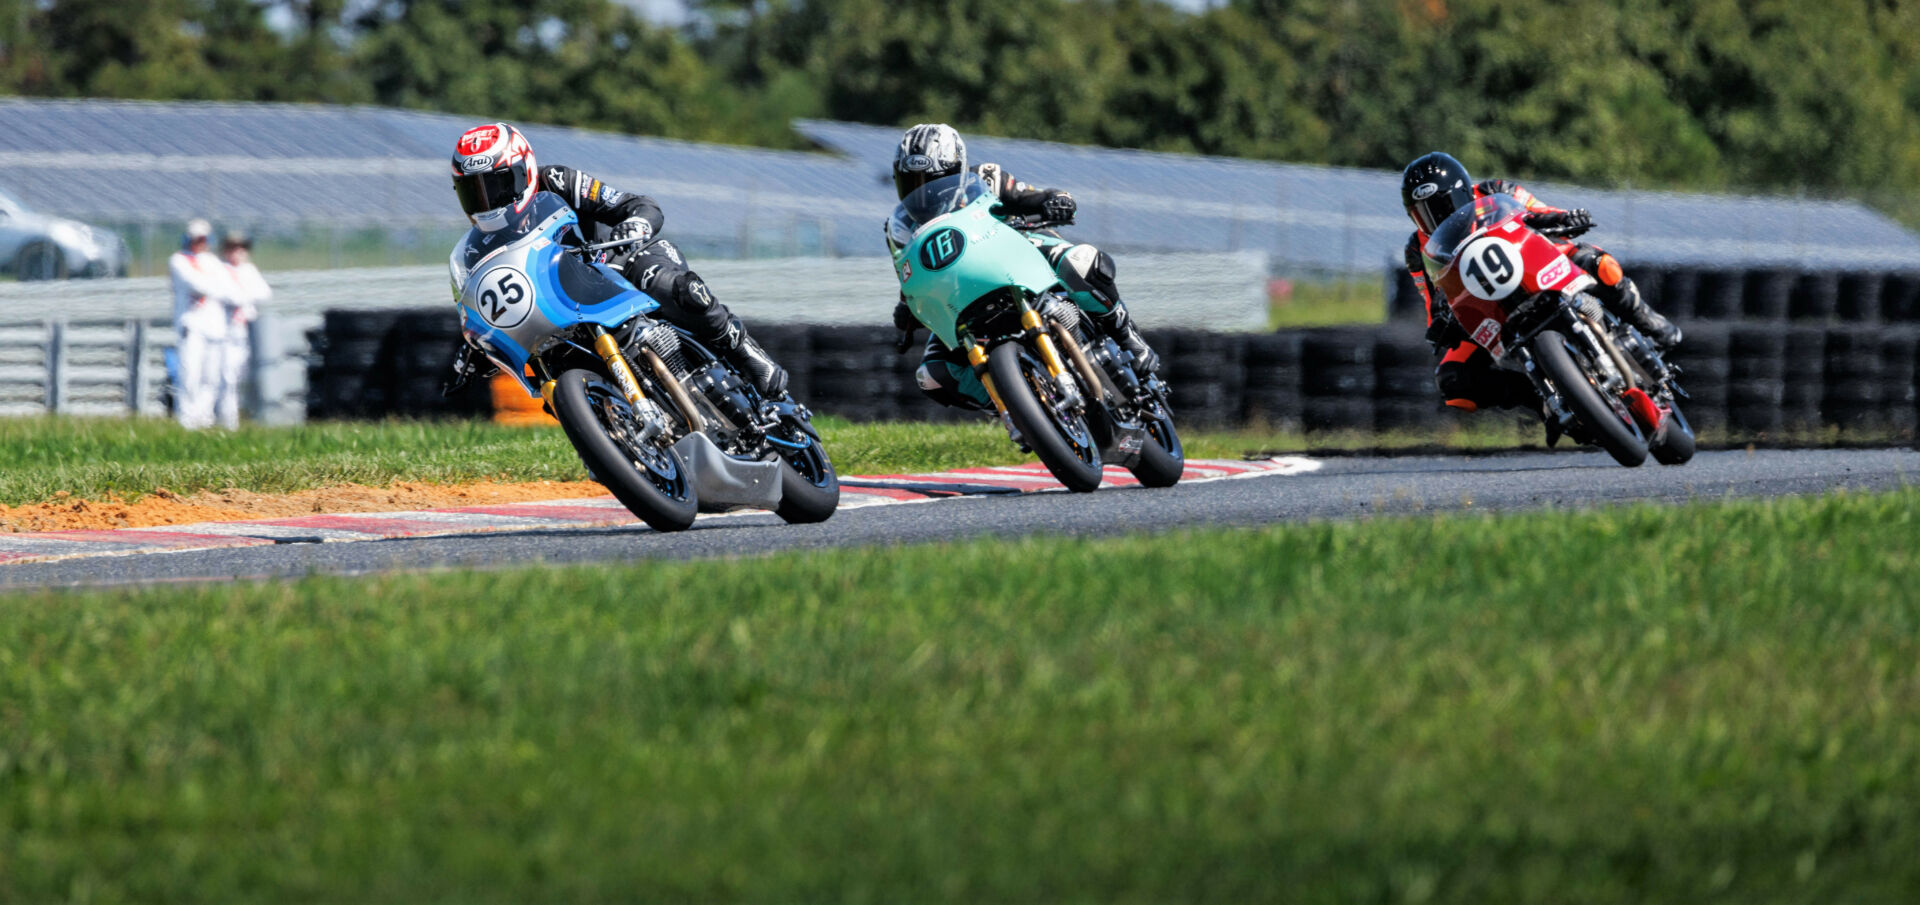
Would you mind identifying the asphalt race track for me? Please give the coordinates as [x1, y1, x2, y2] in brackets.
[1, 448, 1913, 590]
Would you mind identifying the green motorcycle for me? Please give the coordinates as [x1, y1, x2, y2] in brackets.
[890, 173, 1183, 492]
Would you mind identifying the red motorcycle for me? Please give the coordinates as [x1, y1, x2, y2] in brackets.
[1423, 195, 1695, 467]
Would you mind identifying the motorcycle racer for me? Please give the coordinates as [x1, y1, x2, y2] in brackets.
[1401, 151, 1682, 413]
[442, 122, 789, 397]
[886, 123, 1161, 411]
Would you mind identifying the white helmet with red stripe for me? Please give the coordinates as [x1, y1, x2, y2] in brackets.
[451, 122, 538, 232]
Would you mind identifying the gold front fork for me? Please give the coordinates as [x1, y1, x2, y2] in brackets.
[1019, 301, 1069, 379]
[591, 325, 649, 405]
[967, 341, 1010, 415]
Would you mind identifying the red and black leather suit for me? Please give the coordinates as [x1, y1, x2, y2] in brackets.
[1404, 180, 1644, 412]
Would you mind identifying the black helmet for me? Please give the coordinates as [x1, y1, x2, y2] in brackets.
[1401, 152, 1476, 234]
[893, 123, 967, 199]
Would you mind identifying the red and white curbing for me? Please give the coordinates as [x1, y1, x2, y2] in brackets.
[0, 457, 1320, 566]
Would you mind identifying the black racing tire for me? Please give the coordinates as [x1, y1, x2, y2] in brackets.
[987, 341, 1103, 492]
[1532, 329, 1648, 467]
[550, 368, 698, 532]
[13, 242, 67, 281]
[773, 432, 840, 524]
[1129, 405, 1184, 488]
[1650, 401, 1697, 466]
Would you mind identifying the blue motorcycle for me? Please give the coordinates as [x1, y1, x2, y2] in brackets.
[451, 192, 838, 532]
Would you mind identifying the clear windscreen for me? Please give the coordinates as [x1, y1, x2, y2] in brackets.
[457, 192, 570, 274]
[889, 173, 991, 238]
[1423, 194, 1529, 268]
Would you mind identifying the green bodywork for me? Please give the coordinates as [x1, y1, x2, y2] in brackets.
[894, 190, 1062, 349]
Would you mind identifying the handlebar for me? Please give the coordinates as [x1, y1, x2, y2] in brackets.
[1533, 223, 1592, 240]
[1003, 215, 1074, 231]
[584, 235, 650, 252]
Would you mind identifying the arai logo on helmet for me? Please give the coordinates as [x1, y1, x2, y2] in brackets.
[901, 154, 936, 173]
[460, 154, 496, 173]
[1412, 182, 1440, 201]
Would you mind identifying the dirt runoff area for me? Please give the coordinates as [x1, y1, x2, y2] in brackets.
[0, 481, 611, 533]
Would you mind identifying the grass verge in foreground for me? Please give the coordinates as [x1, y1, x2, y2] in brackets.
[4, 490, 1919, 902]
[0, 415, 1903, 508]
[0, 415, 1517, 507]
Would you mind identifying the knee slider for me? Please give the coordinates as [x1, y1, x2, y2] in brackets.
[915, 363, 949, 393]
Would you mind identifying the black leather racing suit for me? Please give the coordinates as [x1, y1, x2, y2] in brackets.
[449, 165, 786, 395]
[890, 163, 1153, 410]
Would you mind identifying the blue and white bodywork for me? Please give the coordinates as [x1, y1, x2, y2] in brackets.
[450, 192, 659, 397]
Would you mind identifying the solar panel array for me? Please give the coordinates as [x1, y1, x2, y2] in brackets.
[796, 120, 1920, 271]
[2, 98, 1915, 270]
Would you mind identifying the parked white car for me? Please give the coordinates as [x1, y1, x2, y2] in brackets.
[0, 187, 129, 280]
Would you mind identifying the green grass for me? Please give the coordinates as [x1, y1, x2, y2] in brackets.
[0, 415, 1385, 506]
[3, 490, 1918, 902]
[1268, 277, 1390, 329]
[0, 416, 1040, 505]
[0, 414, 1897, 508]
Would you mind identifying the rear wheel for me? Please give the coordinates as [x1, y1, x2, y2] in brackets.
[1532, 329, 1648, 467]
[550, 368, 698, 532]
[772, 431, 839, 524]
[986, 341, 1103, 492]
[1650, 400, 1696, 465]
[1129, 403, 1184, 488]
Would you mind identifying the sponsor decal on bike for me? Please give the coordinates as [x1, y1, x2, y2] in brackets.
[919, 228, 966, 271]
[897, 260, 913, 282]
[1537, 255, 1573, 288]
[1471, 317, 1507, 359]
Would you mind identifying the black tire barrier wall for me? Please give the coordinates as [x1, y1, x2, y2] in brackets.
[1387, 265, 1920, 327]
[310, 309, 1920, 439]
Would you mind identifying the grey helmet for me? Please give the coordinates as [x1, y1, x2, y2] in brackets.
[892, 123, 967, 199]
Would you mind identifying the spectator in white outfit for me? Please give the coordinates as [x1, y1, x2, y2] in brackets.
[219, 231, 268, 431]
[168, 219, 232, 430]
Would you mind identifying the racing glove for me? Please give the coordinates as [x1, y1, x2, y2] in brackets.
[1525, 208, 1593, 238]
[1043, 191, 1077, 224]
[1424, 301, 1470, 350]
[440, 343, 495, 397]
[604, 217, 654, 269]
[893, 299, 921, 354]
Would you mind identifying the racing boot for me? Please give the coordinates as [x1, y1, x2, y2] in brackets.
[1599, 275, 1682, 351]
[715, 317, 789, 398]
[1091, 303, 1160, 374]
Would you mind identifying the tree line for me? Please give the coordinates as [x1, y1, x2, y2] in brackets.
[3, 0, 1917, 206]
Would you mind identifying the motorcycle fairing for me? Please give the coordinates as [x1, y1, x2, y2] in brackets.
[1427, 196, 1597, 361]
[893, 176, 1061, 349]
[454, 191, 662, 397]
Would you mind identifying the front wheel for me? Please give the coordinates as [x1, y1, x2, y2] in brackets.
[550, 368, 699, 532]
[986, 341, 1103, 492]
[773, 431, 840, 524]
[1532, 329, 1647, 468]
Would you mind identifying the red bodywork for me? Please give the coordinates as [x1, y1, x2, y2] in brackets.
[1427, 199, 1594, 361]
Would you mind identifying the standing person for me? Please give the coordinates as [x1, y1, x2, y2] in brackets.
[218, 231, 269, 430]
[168, 219, 231, 429]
